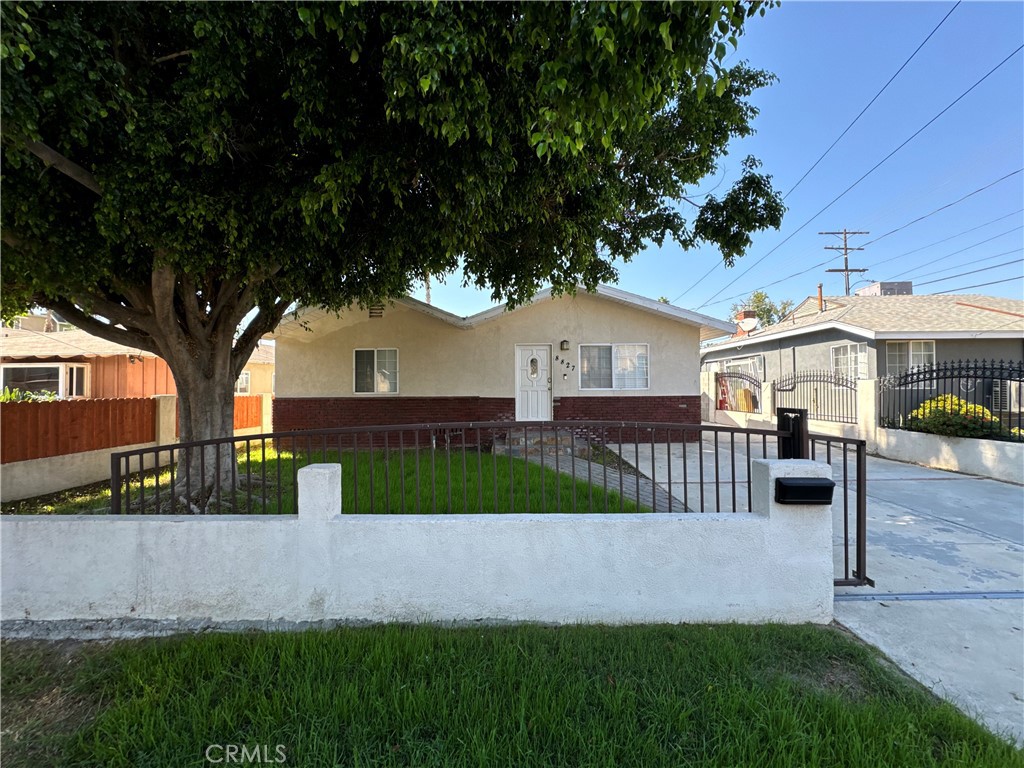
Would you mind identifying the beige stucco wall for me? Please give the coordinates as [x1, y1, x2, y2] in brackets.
[277, 293, 701, 399]
[243, 362, 275, 395]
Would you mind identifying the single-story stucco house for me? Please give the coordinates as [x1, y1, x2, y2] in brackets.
[701, 284, 1024, 383]
[271, 285, 734, 431]
[0, 327, 276, 399]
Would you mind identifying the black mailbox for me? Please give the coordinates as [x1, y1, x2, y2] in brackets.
[774, 477, 836, 505]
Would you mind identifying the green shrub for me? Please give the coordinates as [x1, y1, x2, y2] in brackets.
[907, 394, 1000, 438]
[0, 387, 58, 402]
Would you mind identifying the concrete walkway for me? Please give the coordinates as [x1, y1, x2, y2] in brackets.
[608, 435, 1024, 745]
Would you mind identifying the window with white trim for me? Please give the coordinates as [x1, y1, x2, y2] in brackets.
[724, 355, 764, 381]
[831, 343, 868, 379]
[1, 362, 89, 398]
[886, 341, 935, 376]
[234, 370, 251, 395]
[579, 344, 649, 390]
[354, 348, 399, 393]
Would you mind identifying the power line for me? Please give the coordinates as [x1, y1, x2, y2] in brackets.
[913, 258, 1023, 288]
[858, 168, 1022, 249]
[671, 261, 721, 303]
[930, 276, 1023, 294]
[702, 186, 1023, 309]
[692, 43, 1024, 311]
[783, 1, 961, 200]
[884, 226, 1024, 279]
[862, 208, 1023, 270]
[910, 248, 1024, 279]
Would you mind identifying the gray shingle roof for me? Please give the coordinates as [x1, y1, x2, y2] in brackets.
[705, 293, 1024, 350]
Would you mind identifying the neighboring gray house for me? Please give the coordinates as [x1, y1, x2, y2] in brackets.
[701, 286, 1024, 384]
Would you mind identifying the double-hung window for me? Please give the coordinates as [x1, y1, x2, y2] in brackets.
[579, 343, 649, 390]
[886, 341, 935, 376]
[234, 371, 251, 395]
[831, 343, 868, 379]
[354, 348, 399, 393]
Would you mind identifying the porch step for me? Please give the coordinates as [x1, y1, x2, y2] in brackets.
[492, 430, 583, 458]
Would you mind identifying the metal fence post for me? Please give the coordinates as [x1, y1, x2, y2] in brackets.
[110, 453, 122, 515]
[777, 407, 810, 459]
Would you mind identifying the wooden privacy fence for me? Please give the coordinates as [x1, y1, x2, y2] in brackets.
[1, 398, 156, 464]
[174, 395, 264, 436]
[233, 395, 263, 430]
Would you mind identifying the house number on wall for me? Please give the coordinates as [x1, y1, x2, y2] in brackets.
[554, 354, 575, 371]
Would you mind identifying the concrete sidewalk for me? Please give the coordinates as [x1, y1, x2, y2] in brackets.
[609, 435, 1024, 745]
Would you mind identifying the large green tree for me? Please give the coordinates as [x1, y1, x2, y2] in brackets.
[730, 290, 794, 327]
[2, 2, 783, 499]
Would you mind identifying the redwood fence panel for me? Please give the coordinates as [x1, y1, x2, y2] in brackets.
[234, 395, 263, 430]
[175, 395, 265, 436]
[1, 398, 157, 464]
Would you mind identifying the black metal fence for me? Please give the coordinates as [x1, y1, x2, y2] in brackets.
[772, 370, 858, 424]
[715, 372, 762, 413]
[878, 359, 1024, 442]
[111, 421, 782, 517]
[109, 416, 872, 588]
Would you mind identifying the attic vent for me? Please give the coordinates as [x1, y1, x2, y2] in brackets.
[368, 305, 384, 319]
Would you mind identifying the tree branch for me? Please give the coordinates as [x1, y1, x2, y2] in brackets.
[37, 296, 159, 355]
[26, 142, 102, 196]
[231, 299, 290, 379]
[153, 49, 193, 64]
[178, 272, 211, 351]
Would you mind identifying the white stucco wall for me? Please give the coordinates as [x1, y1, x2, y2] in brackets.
[874, 429, 1024, 484]
[275, 292, 702, 399]
[1, 460, 834, 629]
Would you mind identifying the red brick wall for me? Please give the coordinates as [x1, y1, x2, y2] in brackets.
[554, 395, 701, 441]
[274, 397, 516, 433]
[275, 395, 700, 436]
[553, 395, 700, 424]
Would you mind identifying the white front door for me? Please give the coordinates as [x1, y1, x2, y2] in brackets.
[515, 344, 552, 421]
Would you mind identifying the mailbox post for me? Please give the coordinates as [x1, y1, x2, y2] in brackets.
[777, 407, 810, 460]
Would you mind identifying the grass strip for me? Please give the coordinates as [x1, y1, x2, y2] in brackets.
[2, 447, 644, 516]
[2, 624, 1019, 767]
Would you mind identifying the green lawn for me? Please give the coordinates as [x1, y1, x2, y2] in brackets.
[2, 447, 644, 515]
[2, 624, 1018, 767]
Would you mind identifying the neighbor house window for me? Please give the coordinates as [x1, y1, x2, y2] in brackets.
[234, 370, 251, 395]
[886, 341, 935, 376]
[724, 355, 765, 381]
[831, 343, 868, 379]
[579, 344, 649, 390]
[354, 348, 399, 393]
[1, 363, 89, 398]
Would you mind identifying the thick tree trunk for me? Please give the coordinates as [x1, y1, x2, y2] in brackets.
[171, 365, 238, 513]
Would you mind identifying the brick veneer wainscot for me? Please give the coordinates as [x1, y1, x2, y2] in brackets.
[275, 396, 701, 438]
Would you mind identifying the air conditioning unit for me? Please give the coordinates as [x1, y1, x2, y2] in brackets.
[991, 380, 1019, 412]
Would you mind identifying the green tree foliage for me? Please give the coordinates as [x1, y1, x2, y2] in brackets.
[2, 2, 783, 449]
[730, 290, 793, 327]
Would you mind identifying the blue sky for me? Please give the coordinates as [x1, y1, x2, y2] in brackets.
[412, 1, 1024, 319]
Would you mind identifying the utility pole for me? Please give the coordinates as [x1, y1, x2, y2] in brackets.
[820, 229, 869, 296]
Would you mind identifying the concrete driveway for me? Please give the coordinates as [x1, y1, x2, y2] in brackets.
[611, 435, 1024, 745]
[833, 457, 1023, 746]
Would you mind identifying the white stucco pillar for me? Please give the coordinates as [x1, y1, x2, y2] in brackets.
[750, 459, 835, 623]
[298, 463, 341, 522]
[856, 379, 878, 451]
[153, 394, 177, 446]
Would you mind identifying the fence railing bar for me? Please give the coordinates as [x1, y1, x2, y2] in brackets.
[713, 430, 720, 513]
[382, 431, 391, 514]
[476, 428, 484, 514]
[730, 431, 737, 514]
[843, 443, 850, 581]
